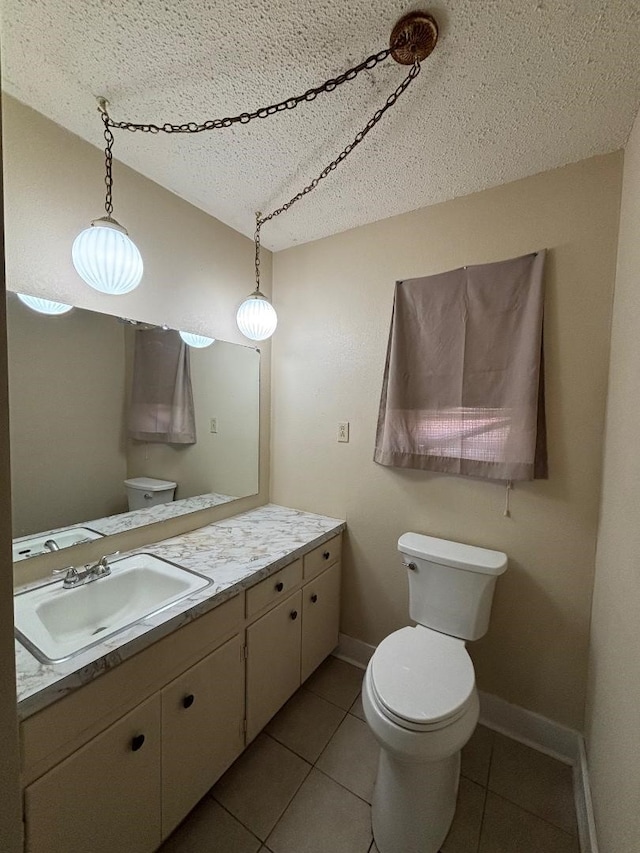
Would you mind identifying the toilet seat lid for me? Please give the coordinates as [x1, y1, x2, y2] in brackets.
[370, 627, 475, 727]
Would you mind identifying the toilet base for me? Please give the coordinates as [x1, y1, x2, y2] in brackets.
[371, 748, 460, 853]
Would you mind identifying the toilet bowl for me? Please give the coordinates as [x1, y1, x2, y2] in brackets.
[364, 533, 507, 853]
[363, 626, 479, 853]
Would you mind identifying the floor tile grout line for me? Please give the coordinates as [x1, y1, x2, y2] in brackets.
[482, 731, 578, 839]
[313, 709, 355, 767]
[313, 763, 375, 808]
[211, 733, 314, 845]
[475, 729, 495, 853]
[205, 794, 265, 849]
[303, 681, 363, 713]
[265, 711, 346, 766]
[486, 790, 581, 841]
[262, 753, 318, 848]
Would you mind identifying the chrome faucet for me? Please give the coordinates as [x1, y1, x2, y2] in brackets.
[43, 539, 60, 553]
[53, 554, 117, 590]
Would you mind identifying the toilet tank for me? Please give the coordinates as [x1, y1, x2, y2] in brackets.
[398, 533, 507, 641]
[124, 477, 177, 511]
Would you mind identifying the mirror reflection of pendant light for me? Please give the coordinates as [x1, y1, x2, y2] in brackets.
[17, 293, 73, 315]
[81, 12, 438, 335]
[72, 99, 143, 295]
[179, 331, 215, 348]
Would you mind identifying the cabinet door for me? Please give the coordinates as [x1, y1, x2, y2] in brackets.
[161, 633, 245, 838]
[24, 694, 161, 853]
[301, 561, 341, 683]
[246, 590, 302, 742]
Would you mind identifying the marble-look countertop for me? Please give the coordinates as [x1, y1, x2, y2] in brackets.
[14, 492, 239, 560]
[15, 504, 345, 721]
[89, 491, 238, 535]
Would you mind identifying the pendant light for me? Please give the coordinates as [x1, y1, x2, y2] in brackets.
[179, 331, 215, 348]
[17, 294, 73, 315]
[72, 99, 143, 295]
[236, 213, 278, 341]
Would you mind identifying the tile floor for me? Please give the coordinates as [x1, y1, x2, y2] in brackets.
[160, 657, 580, 853]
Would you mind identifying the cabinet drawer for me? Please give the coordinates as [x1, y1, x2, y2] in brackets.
[303, 534, 342, 581]
[246, 558, 303, 618]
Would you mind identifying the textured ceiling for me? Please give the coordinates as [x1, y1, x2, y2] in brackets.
[2, 0, 640, 251]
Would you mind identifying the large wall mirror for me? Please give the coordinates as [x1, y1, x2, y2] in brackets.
[7, 294, 260, 560]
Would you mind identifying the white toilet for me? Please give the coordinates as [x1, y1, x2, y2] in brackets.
[124, 477, 177, 511]
[362, 532, 507, 853]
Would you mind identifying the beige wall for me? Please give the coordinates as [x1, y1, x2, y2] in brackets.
[586, 109, 640, 852]
[3, 96, 271, 585]
[127, 338, 260, 499]
[272, 153, 622, 730]
[7, 297, 128, 536]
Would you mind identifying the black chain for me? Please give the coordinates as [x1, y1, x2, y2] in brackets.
[254, 212, 262, 290]
[102, 111, 115, 217]
[252, 60, 421, 287]
[98, 48, 422, 291]
[105, 49, 391, 135]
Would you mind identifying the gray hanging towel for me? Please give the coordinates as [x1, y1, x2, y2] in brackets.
[128, 328, 196, 444]
[374, 251, 547, 481]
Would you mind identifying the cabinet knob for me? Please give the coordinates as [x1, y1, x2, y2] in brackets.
[323, 551, 330, 560]
[275, 581, 284, 592]
[183, 694, 195, 709]
[131, 734, 145, 752]
[290, 610, 298, 620]
[311, 593, 318, 603]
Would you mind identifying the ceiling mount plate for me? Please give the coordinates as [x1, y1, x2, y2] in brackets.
[390, 11, 439, 65]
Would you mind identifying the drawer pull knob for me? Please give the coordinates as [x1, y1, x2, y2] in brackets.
[275, 581, 284, 592]
[290, 610, 298, 620]
[323, 551, 330, 560]
[131, 734, 145, 752]
[311, 593, 318, 603]
[183, 694, 195, 709]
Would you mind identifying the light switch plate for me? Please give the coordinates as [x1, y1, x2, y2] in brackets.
[337, 422, 350, 443]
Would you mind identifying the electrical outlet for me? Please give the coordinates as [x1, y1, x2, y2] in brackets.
[337, 421, 350, 443]
[209, 418, 218, 434]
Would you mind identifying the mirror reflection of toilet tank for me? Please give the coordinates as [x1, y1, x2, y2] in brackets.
[124, 477, 177, 511]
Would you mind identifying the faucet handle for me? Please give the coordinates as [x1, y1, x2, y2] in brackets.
[52, 566, 75, 576]
[52, 567, 80, 586]
[91, 552, 119, 574]
[101, 551, 120, 563]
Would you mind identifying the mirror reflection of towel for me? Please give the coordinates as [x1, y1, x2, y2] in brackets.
[128, 328, 196, 444]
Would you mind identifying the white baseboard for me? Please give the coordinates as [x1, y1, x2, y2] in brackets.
[477, 691, 579, 764]
[334, 633, 374, 669]
[334, 633, 598, 853]
[573, 739, 599, 853]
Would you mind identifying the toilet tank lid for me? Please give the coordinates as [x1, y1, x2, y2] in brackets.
[398, 533, 507, 576]
[124, 477, 177, 491]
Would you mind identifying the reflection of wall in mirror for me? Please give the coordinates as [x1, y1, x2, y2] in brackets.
[125, 332, 259, 500]
[7, 297, 128, 537]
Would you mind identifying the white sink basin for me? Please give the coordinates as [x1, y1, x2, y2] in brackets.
[14, 553, 213, 663]
[13, 526, 104, 562]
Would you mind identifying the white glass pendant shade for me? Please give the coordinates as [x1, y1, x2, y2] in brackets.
[17, 294, 73, 315]
[236, 292, 278, 341]
[72, 217, 143, 295]
[179, 331, 215, 348]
